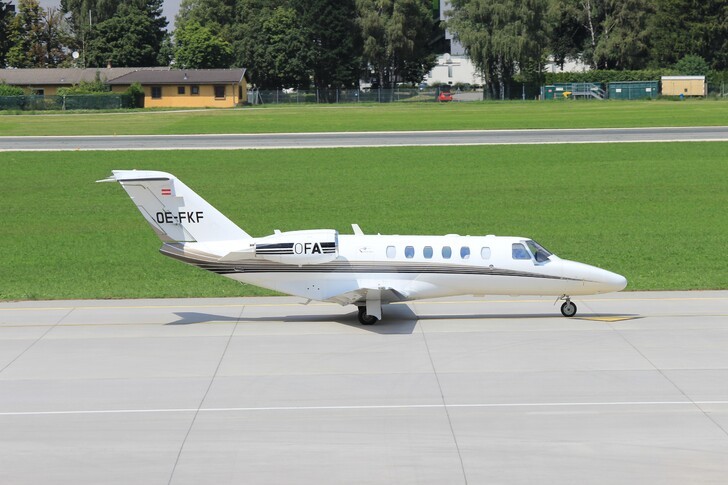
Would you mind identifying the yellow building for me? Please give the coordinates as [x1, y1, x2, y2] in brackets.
[661, 76, 706, 97]
[108, 69, 248, 108]
[0, 68, 248, 108]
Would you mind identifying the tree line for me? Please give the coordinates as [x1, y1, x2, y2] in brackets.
[448, 0, 728, 98]
[1, 0, 726, 95]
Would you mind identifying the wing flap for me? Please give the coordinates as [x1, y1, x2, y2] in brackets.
[324, 286, 408, 306]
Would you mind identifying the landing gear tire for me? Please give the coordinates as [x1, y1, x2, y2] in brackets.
[357, 306, 378, 325]
[561, 301, 577, 317]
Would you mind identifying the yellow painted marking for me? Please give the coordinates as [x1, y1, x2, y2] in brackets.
[578, 316, 640, 323]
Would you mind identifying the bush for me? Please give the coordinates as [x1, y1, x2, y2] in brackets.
[124, 82, 144, 98]
[57, 71, 111, 95]
[674, 55, 710, 76]
[0, 82, 24, 96]
[124, 82, 145, 108]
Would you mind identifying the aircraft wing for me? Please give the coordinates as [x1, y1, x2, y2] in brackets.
[324, 286, 408, 306]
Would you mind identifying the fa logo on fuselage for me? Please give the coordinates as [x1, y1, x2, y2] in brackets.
[294, 242, 322, 254]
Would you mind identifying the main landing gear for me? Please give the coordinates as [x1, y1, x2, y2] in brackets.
[558, 296, 577, 317]
[357, 306, 379, 325]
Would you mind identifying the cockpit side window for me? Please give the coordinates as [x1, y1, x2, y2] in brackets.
[525, 240, 552, 263]
[512, 243, 531, 260]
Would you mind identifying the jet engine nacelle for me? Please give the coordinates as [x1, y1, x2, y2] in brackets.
[254, 229, 338, 265]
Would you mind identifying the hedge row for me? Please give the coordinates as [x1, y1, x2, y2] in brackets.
[545, 70, 728, 84]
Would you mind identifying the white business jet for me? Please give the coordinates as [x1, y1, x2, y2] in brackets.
[99, 170, 627, 324]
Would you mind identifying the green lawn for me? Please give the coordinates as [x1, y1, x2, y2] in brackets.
[1, 100, 727, 136]
[1, 142, 726, 300]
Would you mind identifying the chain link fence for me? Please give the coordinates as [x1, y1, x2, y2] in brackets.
[0, 94, 135, 111]
[247, 88, 486, 104]
[708, 83, 727, 97]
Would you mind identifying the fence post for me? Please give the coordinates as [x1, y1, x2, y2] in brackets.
[378, 88, 381, 103]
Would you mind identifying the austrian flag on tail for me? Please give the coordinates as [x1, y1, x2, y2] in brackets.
[161, 188, 172, 196]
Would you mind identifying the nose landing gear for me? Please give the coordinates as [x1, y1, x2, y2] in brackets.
[557, 295, 577, 317]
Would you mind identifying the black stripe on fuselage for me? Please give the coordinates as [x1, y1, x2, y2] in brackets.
[160, 247, 579, 281]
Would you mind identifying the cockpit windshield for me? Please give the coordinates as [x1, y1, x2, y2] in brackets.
[525, 240, 553, 263]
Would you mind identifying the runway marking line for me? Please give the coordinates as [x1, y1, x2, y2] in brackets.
[3, 139, 728, 152]
[1, 296, 726, 312]
[1, 400, 727, 417]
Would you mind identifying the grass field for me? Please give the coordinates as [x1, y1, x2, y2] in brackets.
[1, 100, 727, 136]
[1, 142, 726, 300]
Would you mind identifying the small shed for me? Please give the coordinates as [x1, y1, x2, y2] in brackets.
[608, 81, 658, 100]
[661, 76, 706, 97]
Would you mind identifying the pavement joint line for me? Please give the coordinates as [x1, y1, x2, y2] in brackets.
[2, 401, 728, 417]
[418, 313, 468, 484]
[167, 304, 243, 485]
[0, 308, 74, 375]
[608, 323, 728, 440]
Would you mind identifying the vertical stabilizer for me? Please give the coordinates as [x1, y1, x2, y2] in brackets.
[98, 170, 250, 243]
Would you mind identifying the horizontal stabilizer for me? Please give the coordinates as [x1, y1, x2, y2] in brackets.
[218, 248, 256, 262]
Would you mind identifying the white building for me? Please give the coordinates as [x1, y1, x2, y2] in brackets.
[424, 54, 484, 87]
[424, 2, 483, 86]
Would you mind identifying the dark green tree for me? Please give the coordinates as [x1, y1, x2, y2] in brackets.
[60, 0, 124, 35]
[649, 0, 728, 70]
[0, 1, 15, 66]
[42, 7, 74, 66]
[448, 0, 548, 99]
[547, 0, 589, 68]
[294, 0, 362, 90]
[85, 1, 167, 67]
[175, 0, 237, 43]
[6, 0, 44, 67]
[174, 19, 233, 68]
[233, 0, 315, 88]
[357, 0, 437, 88]
[546, 0, 654, 70]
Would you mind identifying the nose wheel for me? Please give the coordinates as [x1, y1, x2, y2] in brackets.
[560, 299, 577, 317]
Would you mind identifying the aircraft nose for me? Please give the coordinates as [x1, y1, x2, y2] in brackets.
[598, 269, 628, 292]
[562, 260, 627, 294]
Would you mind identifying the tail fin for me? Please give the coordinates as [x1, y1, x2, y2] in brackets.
[98, 170, 250, 243]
